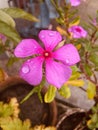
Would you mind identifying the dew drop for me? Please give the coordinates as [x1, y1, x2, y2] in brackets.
[41, 35, 45, 38]
[31, 61, 34, 64]
[66, 59, 69, 64]
[18, 47, 22, 52]
[34, 46, 37, 49]
[22, 65, 30, 74]
[49, 32, 54, 36]
[27, 59, 31, 62]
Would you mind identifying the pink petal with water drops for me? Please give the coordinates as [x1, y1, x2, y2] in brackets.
[39, 30, 62, 50]
[14, 39, 44, 58]
[45, 59, 72, 88]
[20, 56, 44, 85]
[70, 0, 80, 6]
[53, 44, 80, 66]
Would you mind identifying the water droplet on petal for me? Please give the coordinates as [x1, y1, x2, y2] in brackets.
[31, 61, 34, 64]
[27, 59, 31, 62]
[18, 47, 22, 52]
[22, 65, 30, 74]
[34, 46, 37, 49]
[41, 35, 45, 38]
[49, 32, 54, 36]
[66, 59, 69, 64]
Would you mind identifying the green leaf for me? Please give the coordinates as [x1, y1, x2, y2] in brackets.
[70, 73, 80, 80]
[70, 66, 80, 80]
[89, 53, 98, 66]
[92, 114, 98, 123]
[0, 10, 15, 28]
[21, 84, 43, 104]
[68, 9, 78, 19]
[65, 80, 84, 87]
[0, 103, 13, 118]
[0, 117, 32, 130]
[87, 81, 96, 99]
[0, 98, 19, 118]
[69, 16, 80, 27]
[21, 79, 45, 104]
[2, 8, 39, 22]
[0, 20, 21, 43]
[20, 86, 39, 104]
[85, 41, 92, 52]
[71, 65, 79, 74]
[44, 85, 57, 103]
[7, 57, 19, 67]
[92, 45, 98, 52]
[84, 63, 92, 76]
[58, 85, 71, 98]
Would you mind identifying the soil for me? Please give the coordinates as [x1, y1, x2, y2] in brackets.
[0, 83, 51, 126]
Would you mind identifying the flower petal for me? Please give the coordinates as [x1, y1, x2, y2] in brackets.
[20, 57, 44, 85]
[45, 59, 72, 88]
[39, 30, 62, 50]
[14, 39, 44, 58]
[70, 0, 81, 6]
[53, 44, 80, 66]
[68, 26, 87, 39]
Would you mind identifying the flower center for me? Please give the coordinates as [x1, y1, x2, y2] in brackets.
[75, 27, 81, 33]
[43, 51, 51, 58]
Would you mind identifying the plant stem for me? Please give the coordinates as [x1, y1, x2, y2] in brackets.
[79, 63, 97, 84]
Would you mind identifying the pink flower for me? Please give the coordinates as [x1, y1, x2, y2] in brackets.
[68, 25, 87, 39]
[14, 30, 80, 88]
[93, 18, 97, 26]
[70, 0, 81, 6]
[0, 34, 6, 43]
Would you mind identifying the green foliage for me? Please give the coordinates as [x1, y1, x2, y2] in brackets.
[0, 102, 13, 118]
[0, 117, 32, 130]
[89, 53, 98, 66]
[52, 2, 98, 103]
[57, 65, 84, 99]
[70, 66, 81, 80]
[1, 8, 39, 22]
[44, 85, 57, 103]
[0, 117, 56, 130]
[84, 63, 92, 76]
[0, 7, 39, 43]
[0, 7, 39, 67]
[0, 98, 19, 118]
[0, 20, 21, 43]
[0, 10, 15, 28]
[87, 81, 96, 99]
[6, 57, 19, 67]
[58, 85, 71, 98]
[67, 66, 84, 87]
[0, 98, 56, 130]
[66, 80, 84, 87]
[69, 16, 80, 27]
[87, 104, 98, 130]
[21, 84, 43, 104]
